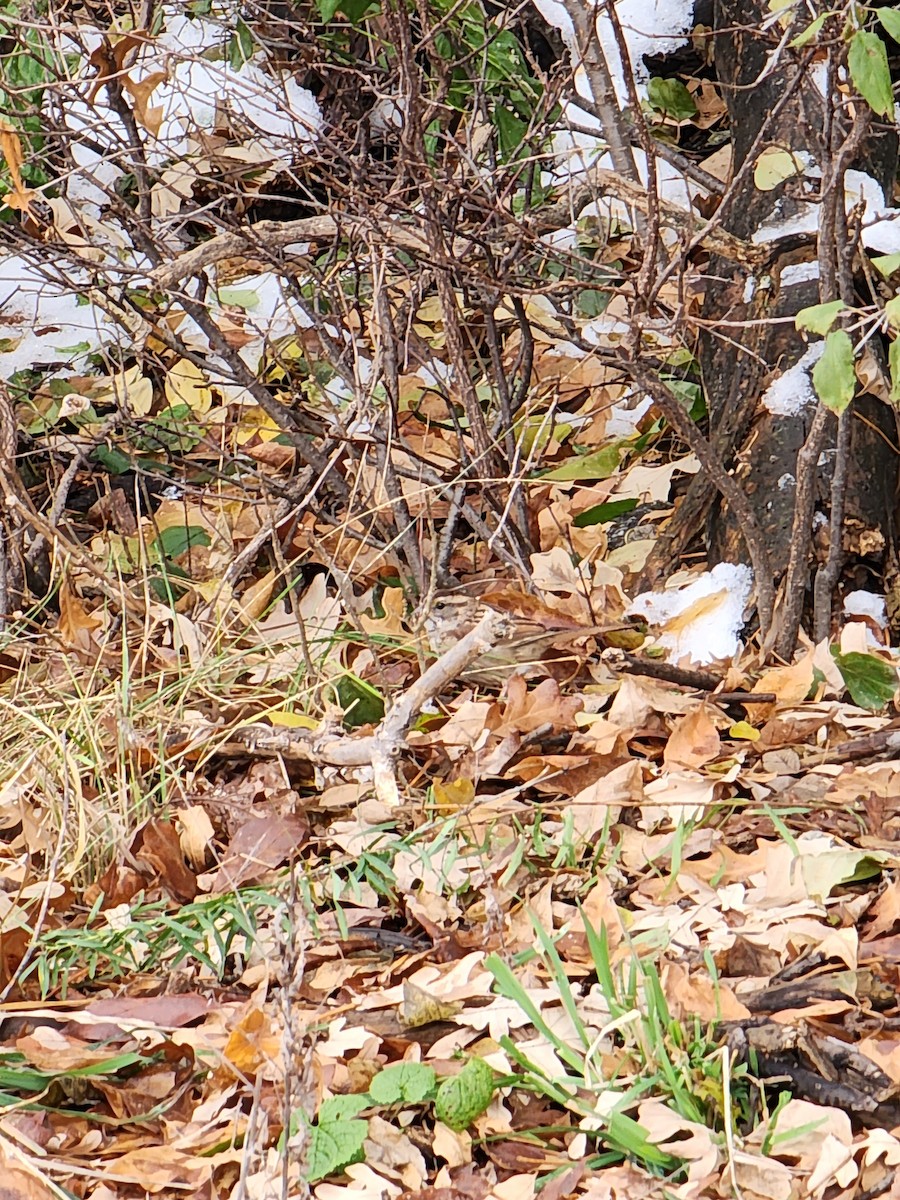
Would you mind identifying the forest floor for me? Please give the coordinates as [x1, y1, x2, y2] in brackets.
[1, 3, 900, 1200]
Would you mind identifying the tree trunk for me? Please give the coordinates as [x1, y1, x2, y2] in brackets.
[644, 0, 900, 645]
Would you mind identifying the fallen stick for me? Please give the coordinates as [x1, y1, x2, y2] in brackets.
[215, 608, 512, 805]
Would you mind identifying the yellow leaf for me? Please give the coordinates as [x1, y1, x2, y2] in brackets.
[432, 778, 476, 809]
[233, 404, 282, 445]
[165, 358, 212, 414]
[177, 805, 214, 869]
[360, 587, 408, 637]
[754, 144, 806, 191]
[236, 569, 276, 626]
[268, 711, 318, 729]
[97, 364, 153, 416]
[224, 1007, 280, 1073]
[400, 981, 462, 1029]
[729, 721, 760, 741]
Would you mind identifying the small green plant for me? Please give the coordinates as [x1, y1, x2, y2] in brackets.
[303, 1058, 494, 1183]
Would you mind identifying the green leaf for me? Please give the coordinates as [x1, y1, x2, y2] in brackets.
[318, 1095, 370, 1123]
[434, 1057, 495, 1131]
[332, 674, 385, 728]
[573, 498, 638, 528]
[575, 288, 610, 318]
[369, 1063, 436, 1105]
[848, 30, 894, 117]
[889, 337, 900, 404]
[227, 17, 254, 68]
[153, 524, 211, 561]
[872, 253, 900, 278]
[318, 0, 374, 19]
[665, 377, 705, 420]
[646, 77, 697, 121]
[811, 330, 855, 414]
[542, 443, 624, 481]
[217, 286, 259, 310]
[93, 446, 132, 474]
[492, 104, 528, 161]
[306, 1118, 367, 1183]
[886, 296, 900, 330]
[878, 9, 900, 42]
[790, 12, 828, 48]
[795, 300, 845, 335]
[832, 650, 898, 710]
[801, 848, 888, 902]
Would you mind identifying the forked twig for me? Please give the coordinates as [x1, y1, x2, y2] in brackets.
[215, 609, 512, 805]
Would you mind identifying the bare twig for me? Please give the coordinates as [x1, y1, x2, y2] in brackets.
[626, 361, 775, 639]
[216, 609, 512, 805]
[813, 407, 851, 642]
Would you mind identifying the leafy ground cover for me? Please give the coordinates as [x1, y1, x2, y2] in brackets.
[0, 0, 900, 1198]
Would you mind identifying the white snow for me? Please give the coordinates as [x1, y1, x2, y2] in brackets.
[760, 341, 824, 416]
[780, 261, 820, 287]
[605, 393, 654, 437]
[533, 0, 695, 105]
[752, 203, 819, 245]
[627, 563, 754, 665]
[753, 168, 900, 254]
[843, 590, 888, 628]
[59, 5, 321, 220]
[0, 256, 116, 377]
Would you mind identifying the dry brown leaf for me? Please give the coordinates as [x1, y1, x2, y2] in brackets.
[224, 1006, 281, 1075]
[663, 705, 721, 770]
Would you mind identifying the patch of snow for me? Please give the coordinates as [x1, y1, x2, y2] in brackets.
[605, 392, 654, 438]
[752, 203, 819, 244]
[753, 168, 900, 254]
[157, 12, 228, 55]
[60, 8, 322, 220]
[582, 312, 632, 344]
[843, 590, 888, 628]
[548, 138, 701, 213]
[534, 0, 694, 105]
[0, 256, 115, 377]
[760, 342, 824, 416]
[369, 96, 407, 134]
[627, 563, 753, 665]
[777, 473, 795, 490]
[742, 276, 757, 303]
[781, 261, 820, 287]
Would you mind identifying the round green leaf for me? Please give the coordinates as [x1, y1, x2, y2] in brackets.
[306, 1119, 367, 1183]
[434, 1057, 495, 1131]
[369, 1062, 437, 1105]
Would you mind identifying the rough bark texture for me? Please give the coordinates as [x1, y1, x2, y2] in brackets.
[696, 0, 899, 622]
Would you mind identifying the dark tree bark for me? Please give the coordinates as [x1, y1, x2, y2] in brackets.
[642, 0, 900, 646]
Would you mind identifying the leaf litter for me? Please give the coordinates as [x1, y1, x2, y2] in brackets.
[0, 3, 900, 1200]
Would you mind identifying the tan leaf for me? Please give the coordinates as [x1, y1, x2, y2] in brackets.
[177, 805, 215, 870]
[664, 705, 721, 770]
[165, 358, 213, 413]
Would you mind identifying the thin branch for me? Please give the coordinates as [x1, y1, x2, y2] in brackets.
[627, 361, 775, 640]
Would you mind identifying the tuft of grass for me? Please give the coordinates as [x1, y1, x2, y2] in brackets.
[21, 886, 282, 998]
[486, 910, 757, 1177]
